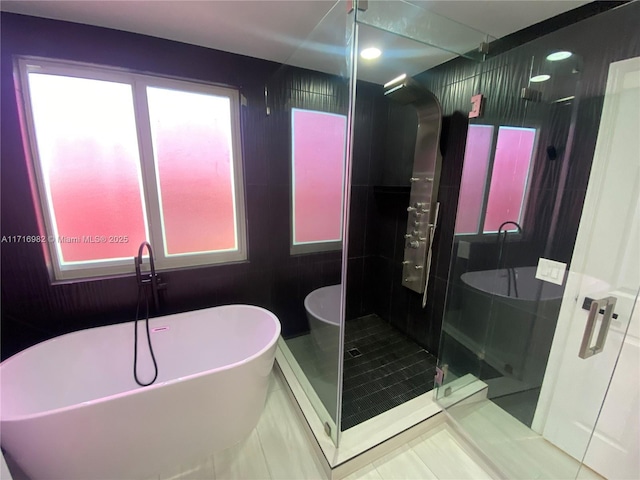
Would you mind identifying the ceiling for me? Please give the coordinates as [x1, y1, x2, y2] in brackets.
[1, 0, 590, 84]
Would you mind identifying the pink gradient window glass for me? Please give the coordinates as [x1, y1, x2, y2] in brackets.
[20, 58, 246, 281]
[454, 125, 494, 234]
[27, 73, 148, 263]
[483, 127, 536, 232]
[291, 109, 347, 245]
[147, 87, 237, 255]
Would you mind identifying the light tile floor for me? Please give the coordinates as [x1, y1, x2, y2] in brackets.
[447, 399, 603, 480]
[4, 369, 492, 480]
[161, 369, 492, 480]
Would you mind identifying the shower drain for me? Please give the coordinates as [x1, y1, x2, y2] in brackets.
[347, 348, 362, 358]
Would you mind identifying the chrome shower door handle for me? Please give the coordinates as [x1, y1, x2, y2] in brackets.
[579, 296, 617, 359]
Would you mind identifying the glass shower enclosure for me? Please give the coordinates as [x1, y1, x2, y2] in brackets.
[271, 0, 495, 450]
[271, 3, 639, 478]
[435, 4, 640, 478]
[265, 0, 355, 446]
[341, 0, 493, 433]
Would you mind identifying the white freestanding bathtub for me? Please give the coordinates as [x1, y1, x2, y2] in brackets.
[0, 305, 281, 480]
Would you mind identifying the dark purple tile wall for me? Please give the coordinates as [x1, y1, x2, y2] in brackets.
[0, 13, 365, 359]
[3, 3, 638, 363]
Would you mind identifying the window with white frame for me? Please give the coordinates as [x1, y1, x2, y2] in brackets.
[17, 57, 246, 281]
[455, 124, 537, 236]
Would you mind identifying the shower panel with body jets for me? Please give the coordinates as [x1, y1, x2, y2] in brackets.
[383, 75, 443, 305]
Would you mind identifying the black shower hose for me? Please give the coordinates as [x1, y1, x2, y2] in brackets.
[133, 282, 159, 387]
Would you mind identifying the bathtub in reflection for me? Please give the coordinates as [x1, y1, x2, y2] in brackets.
[304, 284, 341, 379]
[280, 284, 342, 419]
[462, 266, 564, 301]
[446, 266, 564, 386]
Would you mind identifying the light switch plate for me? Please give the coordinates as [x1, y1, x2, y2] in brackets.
[535, 258, 567, 285]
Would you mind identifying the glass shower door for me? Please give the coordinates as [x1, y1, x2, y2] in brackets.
[340, 0, 494, 434]
[436, 49, 639, 479]
[536, 56, 640, 480]
[266, 0, 355, 446]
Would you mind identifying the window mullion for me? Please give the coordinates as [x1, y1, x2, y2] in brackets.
[131, 79, 165, 265]
[477, 125, 500, 234]
[516, 129, 540, 225]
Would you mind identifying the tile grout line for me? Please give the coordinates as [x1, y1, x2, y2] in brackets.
[210, 452, 217, 480]
[407, 438, 441, 480]
[254, 426, 275, 480]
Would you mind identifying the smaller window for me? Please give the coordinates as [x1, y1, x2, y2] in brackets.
[455, 125, 537, 236]
[290, 108, 347, 255]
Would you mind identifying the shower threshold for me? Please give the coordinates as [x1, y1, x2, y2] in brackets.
[275, 345, 443, 479]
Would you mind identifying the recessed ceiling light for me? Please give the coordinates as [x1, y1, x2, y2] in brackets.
[530, 74, 551, 83]
[546, 51, 573, 61]
[360, 47, 381, 60]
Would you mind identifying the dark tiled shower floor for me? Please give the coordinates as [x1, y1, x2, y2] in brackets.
[341, 314, 438, 430]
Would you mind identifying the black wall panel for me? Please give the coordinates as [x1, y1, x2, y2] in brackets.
[0, 13, 371, 359]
